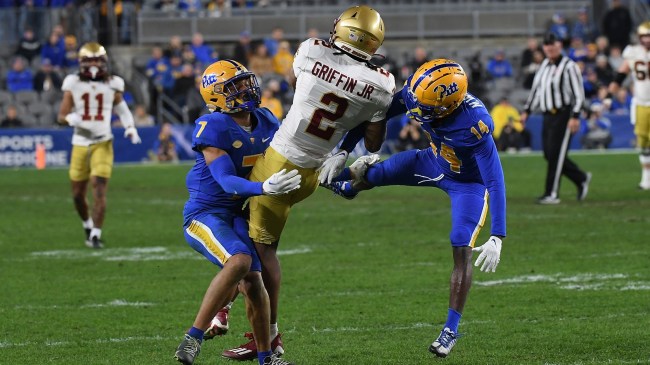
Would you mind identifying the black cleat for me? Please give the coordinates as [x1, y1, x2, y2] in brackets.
[174, 334, 201, 365]
[85, 236, 104, 249]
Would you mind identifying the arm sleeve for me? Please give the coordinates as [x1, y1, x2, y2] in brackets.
[474, 138, 507, 237]
[208, 154, 263, 197]
[114, 100, 135, 129]
[292, 39, 311, 78]
[385, 87, 408, 121]
[339, 122, 366, 153]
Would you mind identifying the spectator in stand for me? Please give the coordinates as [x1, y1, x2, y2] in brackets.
[595, 35, 610, 56]
[248, 43, 274, 80]
[572, 7, 598, 44]
[467, 51, 486, 99]
[396, 116, 429, 152]
[491, 96, 530, 152]
[185, 76, 206, 122]
[404, 46, 428, 80]
[232, 0, 254, 8]
[190, 32, 217, 66]
[153, 122, 179, 162]
[133, 104, 156, 126]
[583, 43, 598, 69]
[549, 13, 570, 48]
[164, 35, 184, 59]
[263, 27, 284, 57]
[18, 0, 48, 41]
[307, 27, 319, 39]
[146, 46, 169, 84]
[272, 40, 293, 79]
[486, 49, 513, 79]
[608, 46, 624, 71]
[583, 66, 600, 100]
[63, 34, 79, 70]
[14, 28, 41, 63]
[162, 54, 183, 97]
[610, 88, 632, 115]
[171, 63, 195, 107]
[521, 37, 542, 70]
[41, 31, 66, 69]
[206, 0, 231, 17]
[591, 86, 612, 112]
[233, 30, 252, 66]
[33, 58, 62, 92]
[523, 49, 544, 89]
[1, 105, 24, 128]
[260, 87, 283, 119]
[155, 0, 176, 11]
[568, 37, 588, 62]
[1, 0, 18, 43]
[602, 0, 632, 50]
[581, 103, 612, 149]
[6, 57, 34, 93]
[178, 0, 202, 14]
[594, 54, 614, 86]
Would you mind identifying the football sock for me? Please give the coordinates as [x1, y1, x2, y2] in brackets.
[187, 326, 204, 341]
[257, 350, 272, 365]
[642, 168, 650, 186]
[225, 301, 234, 310]
[333, 168, 351, 182]
[82, 218, 94, 229]
[444, 308, 462, 333]
[270, 323, 278, 339]
[90, 228, 102, 239]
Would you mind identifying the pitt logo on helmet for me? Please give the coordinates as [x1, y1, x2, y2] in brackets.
[200, 60, 261, 113]
[404, 59, 468, 121]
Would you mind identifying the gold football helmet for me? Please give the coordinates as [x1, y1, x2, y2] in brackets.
[329, 5, 384, 61]
[638, 21, 650, 49]
[404, 59, 468, 121]
[200, 60, 261, 113]
[79, 42, 108, 80]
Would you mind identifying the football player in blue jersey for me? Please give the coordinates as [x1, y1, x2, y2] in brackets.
[173, 60, 300, 365]
[324, 59, 506, 358]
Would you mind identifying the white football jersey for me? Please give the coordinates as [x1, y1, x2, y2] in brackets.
[270, 38, 396, 168]
[61, 74, 124, 146]
[622, 44, 650, 106]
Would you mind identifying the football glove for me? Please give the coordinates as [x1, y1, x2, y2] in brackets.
[472, 236, 502, 273]
[65, 112, 83, 128]
[318, 150, 348, 184]
[263, 169, 301, 195]
[124, 127, 142, 144]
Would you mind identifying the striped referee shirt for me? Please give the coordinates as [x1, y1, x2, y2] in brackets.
[524, 55, 585, 118]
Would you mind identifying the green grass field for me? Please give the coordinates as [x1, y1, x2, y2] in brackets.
[1, 151, 649, 365]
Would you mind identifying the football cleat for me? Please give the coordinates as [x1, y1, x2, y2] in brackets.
[349, 154, 380, 181]
[222, 332, 284, 361]
[319, 181, 358, 200]
[537, 195, 560, 205]
[429, 327, 459, 358]
[577, 172, 592, 201]
[204, 307, 229, 339]
[263, 353, 294, 365]
[174, 334, 202, 365]
[84, 228, 92, 247]
[85, 236, 104, 249]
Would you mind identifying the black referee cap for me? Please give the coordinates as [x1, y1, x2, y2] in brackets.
[543, 32, 560, 45]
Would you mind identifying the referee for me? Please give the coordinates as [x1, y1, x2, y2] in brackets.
[521, 32, 591, 204]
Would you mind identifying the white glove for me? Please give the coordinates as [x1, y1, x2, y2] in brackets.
[472, 236, 502, 273]
[65, 112, 83, 128]
[124, 127, 142, 144]
[318, 150, 348, 184]
[263, 169, 301, 195]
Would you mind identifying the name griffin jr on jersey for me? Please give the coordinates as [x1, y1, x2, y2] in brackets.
[270, 37, 396, 168]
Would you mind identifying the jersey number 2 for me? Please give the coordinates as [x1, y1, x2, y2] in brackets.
[81, 93, 104, 121]
[305, 93, 349, 141]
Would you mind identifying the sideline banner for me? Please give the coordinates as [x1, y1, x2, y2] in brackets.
[0, 126, 197, 168]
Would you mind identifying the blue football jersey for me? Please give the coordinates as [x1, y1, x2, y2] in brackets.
[183, 108, 279, 223]
[387, 87, 506, 237]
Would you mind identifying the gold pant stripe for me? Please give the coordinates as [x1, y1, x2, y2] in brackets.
[186, 220, 230, 265]
[469, 190, 489, 248]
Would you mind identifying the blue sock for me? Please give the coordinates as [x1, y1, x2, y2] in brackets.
[331, 167, 351, 182]
[444, 308, 462, 333]
[187, 326, 204, 342]
[258, 350, 272, 365]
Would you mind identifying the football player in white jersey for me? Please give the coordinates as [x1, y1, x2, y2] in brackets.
[610, 21, 650, 190]
[219, 5, 396, 360]
[57, 42, 141, 249]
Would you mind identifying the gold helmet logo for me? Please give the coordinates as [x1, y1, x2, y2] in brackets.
[329, 5, 384, 61]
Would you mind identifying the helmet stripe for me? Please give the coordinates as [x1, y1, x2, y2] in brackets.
[225, 59, 243, 71]
[411, 62, 459, 90]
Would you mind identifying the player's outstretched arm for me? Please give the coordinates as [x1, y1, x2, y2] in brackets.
[113, 92, 141, 144]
